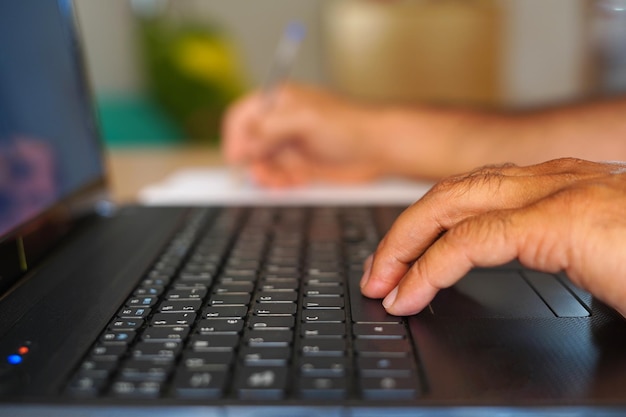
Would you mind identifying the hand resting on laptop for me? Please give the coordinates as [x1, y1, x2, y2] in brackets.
[360, 158, 626, 318]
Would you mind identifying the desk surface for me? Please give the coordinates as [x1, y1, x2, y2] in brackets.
[105, 146, 224, 203]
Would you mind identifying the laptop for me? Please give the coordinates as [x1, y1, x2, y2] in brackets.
[2, 1, 626, 416]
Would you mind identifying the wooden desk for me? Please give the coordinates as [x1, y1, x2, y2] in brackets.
[105, 146, 224, 203]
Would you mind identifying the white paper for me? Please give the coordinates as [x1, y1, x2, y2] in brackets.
[139, 167, 434, 206]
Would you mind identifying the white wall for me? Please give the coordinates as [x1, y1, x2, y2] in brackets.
[186, 0, 327, 88]
[74, 0, 590, 107]
[501, 0, 588, 107]
[74, 0, 145, 95]
[73, 0, 327, 95]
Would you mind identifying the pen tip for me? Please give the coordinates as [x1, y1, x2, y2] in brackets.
[286, 21, 306, 42]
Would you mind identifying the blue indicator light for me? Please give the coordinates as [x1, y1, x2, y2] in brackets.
[7, 354, 22, 365]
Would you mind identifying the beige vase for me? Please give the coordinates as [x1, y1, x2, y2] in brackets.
[323, 0, 503, 107]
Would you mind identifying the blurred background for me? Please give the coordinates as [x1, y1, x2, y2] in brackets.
[74, 0, 626, 148]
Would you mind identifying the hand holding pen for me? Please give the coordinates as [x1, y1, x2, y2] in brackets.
[229, 21, 305, 186]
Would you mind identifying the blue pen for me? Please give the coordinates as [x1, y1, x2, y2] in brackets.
[231, 21, 306, 187]
[263, 21, 306, 103]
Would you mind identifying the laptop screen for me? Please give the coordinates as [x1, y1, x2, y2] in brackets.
[0, 0, 104, 238]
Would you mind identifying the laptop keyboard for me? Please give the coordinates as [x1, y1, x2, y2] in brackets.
[65, 206, 422, 401]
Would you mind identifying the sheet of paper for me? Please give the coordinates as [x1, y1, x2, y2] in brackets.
[139, 167, 434, 206]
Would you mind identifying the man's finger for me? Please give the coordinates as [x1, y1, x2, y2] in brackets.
[381, 203, 568, 316]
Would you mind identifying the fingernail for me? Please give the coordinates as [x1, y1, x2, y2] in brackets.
[382, 286, 399, 310]
[360, 254, 373, 288]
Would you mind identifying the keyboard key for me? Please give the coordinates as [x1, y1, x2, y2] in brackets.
[252, 303, 297, 316]
[235, 367, 288, 400]
[304, 277, 343, 287]
[299, 357, 348, 377]
[208, 293, 251, 306]
[256, 291, 298, 303]
[126, 296, 158, 308]
[118, 360, 173, 381]
[89, 344, 126, 361]
[150, 312, 196, 327]
[301, 310, 345, 323]
[203, 306, 249, 319]
[189, 334, 240, 352]
[196, 318, 244, 334]
[141, 277, 170, 287]
[158, 299, 202, 313]
[261, 276, 299, 284]
[299, 377, 347, 400]
[304, 280, 342, 288]
[357, 357, 416, 377]
[78, 360, 118, 378]
[131, 341, 181, 361]
[353, 339, 412, 357]
[142, 326, 190, 342]
[100, 331, 136, 344]
[172, 370, 228, 399]
[359, 376, 419, 400]
[178, 272, 214, 283]
[134, 286, 164, 297]
[240, 346, 292, 367]
[213, 282, 255, 294]
[166, 288, 207, 300]
[265, 266, 298, 276]
[303, 297, 345, 310]
[108, 318, 143, 331]
[220, 273, 256, 283]
[245, 330, 293, 347]
[301, 339, 347, 357]
[301, 323, 346, 339]
[173, 282, 209, 291]
[117, 307, 151, 319]
[352, 323, 407, 339]
[66, 375, 108, 397]
[110, 380, 163, 398]
[304, 287, 344, 297]
[181, 351, 234, 371]
[259, 282, 299, 292]
[248, 316, 295, 330]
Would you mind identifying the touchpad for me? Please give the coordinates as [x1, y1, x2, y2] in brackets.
[430, 271, 589, 318]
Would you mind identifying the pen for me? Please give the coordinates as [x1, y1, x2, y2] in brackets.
[263, 21, 306, 103]
[231, 21, 306, 187]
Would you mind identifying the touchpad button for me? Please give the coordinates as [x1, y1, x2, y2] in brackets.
[430, 271, 554, 318]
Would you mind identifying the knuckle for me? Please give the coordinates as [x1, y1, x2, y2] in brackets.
[428, 163, 515, 200]
[537, 157, 596, 177]
[544, 157, 587, 169]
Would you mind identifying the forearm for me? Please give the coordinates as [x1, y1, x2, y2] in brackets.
[489, 97, 626, 165]
[368, 97, 626, 179]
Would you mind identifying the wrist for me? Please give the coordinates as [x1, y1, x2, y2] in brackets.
[370, 106, 467, 179]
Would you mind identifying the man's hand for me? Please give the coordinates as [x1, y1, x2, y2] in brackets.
[221, 83, 388, 187]
[360, 158, 626, 317]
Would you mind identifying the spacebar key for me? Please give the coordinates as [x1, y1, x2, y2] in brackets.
[348, 272, 402, 324]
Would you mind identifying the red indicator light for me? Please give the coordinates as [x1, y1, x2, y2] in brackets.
[17, 346, 29, 355]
